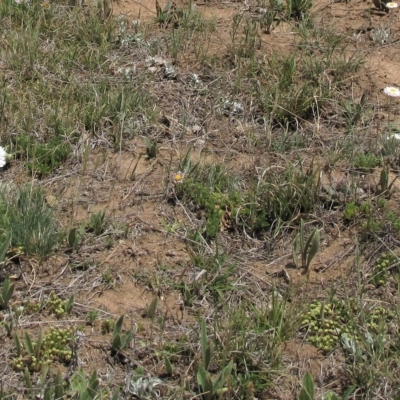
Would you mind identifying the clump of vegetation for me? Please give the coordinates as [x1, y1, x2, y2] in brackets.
[370, 253, 398, 287]
[0, 185, 59, 257]
[101, 318, 115, 334]
[12, 299, 42, 316]
[353, 152, 382, 172]
[301, 299, 359, 352]
[366, 305, 395, 333]
[46, 291, 74, 318]
[0, 277, 15, 311]
[11, 327, 75, 372]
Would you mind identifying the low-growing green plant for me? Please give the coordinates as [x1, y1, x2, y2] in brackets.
[340, 326, 394, 396]
[228, 14, 260, 59]
[344, 202, 359, 221]
[179, 163, 242, 239]
[101, 318, 115, 334]
[301, 299, 359, 352]
[87, 310, 100, 326]
[353, 152, 381, 172]
[299, 372, 356, 400]
[12, 327, 74, 372]
[143, 137, 159, 159]
[88, 211, 106, 236]
[381, 132, 400, 156]
[13, 299, 42, 315]
[16, 134, 71, 177]
[299, 372, 314, 400]
[70, 369, 101, 400]
[286, 0, 312, 20]
[111, 315, 133, 354]
[258, 0, 283, 34]
[247, 162, 321, 229]
[66, 223, 85, 251]
[196, 360, 234, 400]
[0, 276, 15, 310]
[101, 269, 114, 286]
[341, 93, 368, 131]
[370, 253, 398, 287]
[0, 185, 59, 256]
[189, 247, 236, 302]
[127, 372, 162, 398]
[46, 291, 74, 318]
[164, 354, 174, 377]
[145, 296, 158, 319]
[292, 219, 320, 274]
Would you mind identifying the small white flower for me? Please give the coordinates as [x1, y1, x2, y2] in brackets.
[393, 133, 400, 140]
[384, 86, 400, 97]
[0, 146, 10, 168]
[172, 171, 184, 184]
[232, 101, 243, 113]
[386, 2, 399, 8]
[192, 74, 201, 85]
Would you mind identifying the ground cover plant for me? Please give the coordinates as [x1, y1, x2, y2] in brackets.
[2, 0, 400, 398]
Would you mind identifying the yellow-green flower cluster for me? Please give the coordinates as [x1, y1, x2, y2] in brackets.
[47, 291, 70, 318]
[371, 253, 397, 287]
[301, 299, 358, 352]
[11, 327, 74, 372]
[366, 305, 395, 333]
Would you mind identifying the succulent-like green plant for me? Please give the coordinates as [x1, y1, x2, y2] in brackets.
[111, 315, 133, 354]
[196, 360, 234, 400]
[143, 137, 159, 159]
[195, 319, 234, 400]
[299, 372, 314, 400]
[12, 327, 74, 372]
[145, 296, 158, 319]
[370, 252, 398, 287]
[88, 211, 106, 236]
[300, 299, 358, 352]
[70, 369, 105, 400]
[47, 292, 74, 318]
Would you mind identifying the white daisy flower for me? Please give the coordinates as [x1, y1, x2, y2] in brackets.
[172, 171, 185, 184]
[386, 2, 399, 8]
[0, 146, 10, 168]
[384, 86, 400, 97]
